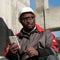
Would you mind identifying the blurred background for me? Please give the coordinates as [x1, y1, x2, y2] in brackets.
[0, 0, 60, 59]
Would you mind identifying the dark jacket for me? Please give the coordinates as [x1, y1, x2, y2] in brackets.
[0, 18, 14, 56]
[5, 24, 57, 60]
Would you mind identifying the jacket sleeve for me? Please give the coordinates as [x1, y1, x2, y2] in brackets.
[37, 30, 57, 57]
[5, 50, 18, 60]
[52, 33, 59, 54]
[4, 44, 19, 60]
[37, 47, 54, 57]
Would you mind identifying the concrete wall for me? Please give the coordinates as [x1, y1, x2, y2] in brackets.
[0, 0, 12, 28]
[36, 0, 60, 30]
[0, 0, 60, 33]
[0, 0, 30, 34]
[36, 0, 44, 28]
[45, 7, 60, 29]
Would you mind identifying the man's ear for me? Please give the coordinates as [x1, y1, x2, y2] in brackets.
[18, 17, 21, 22]
[19, 19, 22, 25]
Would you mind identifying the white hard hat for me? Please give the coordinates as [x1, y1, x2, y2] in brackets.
[20, 7, 35, 16]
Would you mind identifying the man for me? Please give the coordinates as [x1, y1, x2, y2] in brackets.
[5, 7, 58, 60]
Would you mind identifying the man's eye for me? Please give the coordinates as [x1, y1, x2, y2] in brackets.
[21, 16, 34, 21]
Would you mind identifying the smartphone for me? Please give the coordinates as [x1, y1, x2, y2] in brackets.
[9, 36, 20, 48]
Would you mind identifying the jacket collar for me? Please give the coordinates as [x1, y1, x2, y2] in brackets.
[16, 24, 44, 36]
[35, 24, 44, 32]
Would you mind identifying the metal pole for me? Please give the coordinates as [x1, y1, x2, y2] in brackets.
[43, 7, 46, 30]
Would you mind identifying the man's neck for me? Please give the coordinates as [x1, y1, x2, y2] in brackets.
[24, 28, 33, 33]
[24, 26, 36, 33]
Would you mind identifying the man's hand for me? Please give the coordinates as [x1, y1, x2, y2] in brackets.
[9, 43, 21, 54]
[25, 47, 38, 57]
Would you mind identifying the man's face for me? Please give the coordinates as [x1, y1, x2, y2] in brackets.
[20, 13, 35, 30]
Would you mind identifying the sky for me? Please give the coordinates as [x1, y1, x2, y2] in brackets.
[30, 0, 36, 11]
[30, 0, 60, 10]
[48, 0, 60, 8]
[30, 0, 60, 37]
[52, 31, 60, 37]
